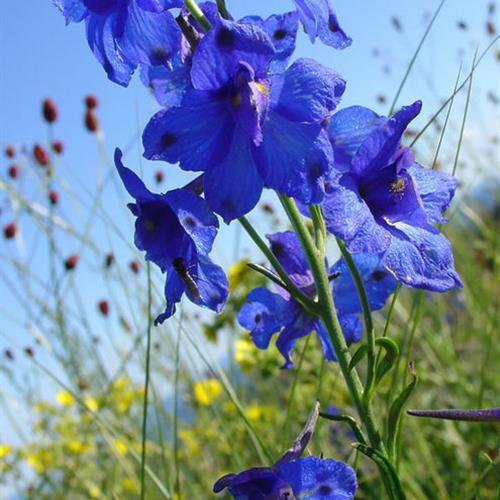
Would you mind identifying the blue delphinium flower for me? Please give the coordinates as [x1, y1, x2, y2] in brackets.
[293, 0, 352, 49]
[238, 231, 397, 368]
[53, 0, 182, 86]
[214, 402, 357, 499]
[143, 18, 346, 222]
[323, 101, 463, 292]
[114, 148, 228, 323]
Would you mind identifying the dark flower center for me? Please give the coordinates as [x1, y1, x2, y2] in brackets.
[318, 484, 333, 494]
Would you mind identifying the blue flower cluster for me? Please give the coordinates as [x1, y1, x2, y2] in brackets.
[55, 0, 465, 495]
[239, 231, 397, 368]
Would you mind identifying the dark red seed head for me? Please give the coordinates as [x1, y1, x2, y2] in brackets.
[3, 223, 16, 239]
[48, 190, 59, 205]
[24, 346, 34, 357]
[8, 165, 18, 179]
[33, 144, 49, 167]
[52, 141, 64, 154]
[105, 253, 114, 268]
[129, 260, 140, 274]
[85, 95, 98, 110]
[154, 170, 164, 184]
[78, 380, 89, 391]
[98, 300, 110, 316]
[42, 98, 58, 123]
[65, 254, 79, 271]
[85, 110, 98, 132]
[5, 146, 15, 158]
[4, 349, 14, 361]
[261, 203, 274, 214]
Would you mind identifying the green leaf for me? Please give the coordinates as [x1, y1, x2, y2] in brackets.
[353, 443, 407, 500]
[374, 337, 400, 386]
[387, 363, 418, 461]
[348, 344, 368, 372]
[319, 412, 367, 444]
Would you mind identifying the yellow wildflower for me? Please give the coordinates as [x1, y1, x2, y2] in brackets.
[56, 391, 75, 407]
[228, 259, 250, 293]
[84, 396, 99, 412]
[234, 338, 257, 372]
[193, 378, 223, 406]
[112, 377, 130, 391]
[0, 444, 12, 459]
[122, 478, 138, 493]
[115, 439, 128, 455]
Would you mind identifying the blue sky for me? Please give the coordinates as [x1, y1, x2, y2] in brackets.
[0, 1, 498, 490]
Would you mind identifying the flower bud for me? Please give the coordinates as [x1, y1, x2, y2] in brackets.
[65, 254, 79, 271]
[105, 253, 114, 268]
[98, 300, 110, 316]
[4, 146, 15, 158]
[85, 95, 98, 110]
[33, 144, 49, 167]
[85, 110, 98, 132]
[48, 190, 59, 205]
[129, 260, 140, 274]
[42, 98, 58, 123]
[52, 141, 64, 154]
[8, 165, 18, 179]
[3, 223, 16, 239]
[155, 170, 164, 184]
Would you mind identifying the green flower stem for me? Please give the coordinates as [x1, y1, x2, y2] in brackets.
[336, 239, 376, 401]
[184, 0, 212, 32]
[278, 195, 399, 495]
[239, 216, 318, 315]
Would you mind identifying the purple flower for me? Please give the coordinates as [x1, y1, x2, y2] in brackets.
[324, 102, 463, 292]
[293, 0, 352, 49]
[238, 231, 397, 368]
[143, 18, 345, 222]
[114, 149, 228, 322]
[54, 0, 182, 86]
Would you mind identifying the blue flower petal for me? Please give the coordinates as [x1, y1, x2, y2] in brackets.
[165, 189, 219, 255]
[119, 4, 181, 68]
[114, 148, 154, 201]
[276, 311, 315, 369]
[213, 467, 292, 499]
[317, 5, 352, 49]
[328, 106, 387, 170]
[53, 0, 88, 23]
[192, 256, 228, 313]
[382, 222, 463, 291]
[323, 175, 392, 255]
[238, 287, 292, 350]
[140, 59, 191, 107]
[408, 163, 457, 224]
[241, 12, 299, 73]
[332, 254, 397, 315]
[203, 127, 264, 222]
[338, 314, 363, 345]
[191, 20, 274, 91]
[155, 268, 185, 325]
[314, 320, 337, 361]
[137, 0, 184, 11]
[143, 90, 233, 172]
[256, 110, 330, 204]
[352, 101, 422, 177]
[279, 456, 357, 499]
[272, 58, 345, 124]
[85, 12, 135, 86]
[266, 232, 314, 290]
